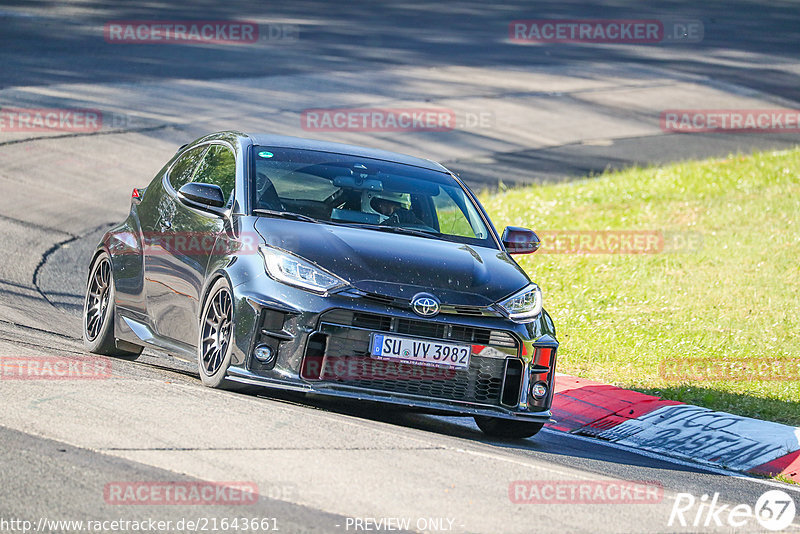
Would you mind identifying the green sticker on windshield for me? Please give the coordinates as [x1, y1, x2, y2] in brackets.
[258, 151, 274, 158]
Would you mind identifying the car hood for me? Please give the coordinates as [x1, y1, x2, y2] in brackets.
[254, 219, 530, 306]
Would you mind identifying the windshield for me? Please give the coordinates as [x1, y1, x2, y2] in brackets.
[250, 147, 495, 247]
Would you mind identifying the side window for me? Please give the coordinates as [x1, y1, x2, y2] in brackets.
[167, 146, 207, 191]
[193, 145, 236, 204]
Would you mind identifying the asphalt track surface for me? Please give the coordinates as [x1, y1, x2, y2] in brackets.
[1, 1, 799, 533]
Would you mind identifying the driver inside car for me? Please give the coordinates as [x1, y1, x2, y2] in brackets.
[362, 191, 424, 225]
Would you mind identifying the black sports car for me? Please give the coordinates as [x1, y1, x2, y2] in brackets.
[84, 131, 558, 438]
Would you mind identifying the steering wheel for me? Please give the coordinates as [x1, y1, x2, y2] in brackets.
[381, 210, 438, 232]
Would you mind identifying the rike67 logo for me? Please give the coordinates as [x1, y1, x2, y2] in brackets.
[669, 489, 797, 531]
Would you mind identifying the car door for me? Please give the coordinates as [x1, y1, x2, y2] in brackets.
[141, 144, 208, 342]
[149, 143, 237, 347]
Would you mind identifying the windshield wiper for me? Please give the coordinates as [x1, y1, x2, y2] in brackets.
[351, 224, 440, 239]
[252, 209, 320, 224]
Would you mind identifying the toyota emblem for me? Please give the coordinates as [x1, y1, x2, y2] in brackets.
[411, 293, 440, 317]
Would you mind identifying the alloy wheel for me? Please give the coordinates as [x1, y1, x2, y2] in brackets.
[85, 258, 111, 341]
[200, 287, 233, 375]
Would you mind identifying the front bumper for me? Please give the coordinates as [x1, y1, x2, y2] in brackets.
[226, 272, 558, 422]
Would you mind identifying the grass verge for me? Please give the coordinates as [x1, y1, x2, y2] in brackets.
[479, 147, 800, 427]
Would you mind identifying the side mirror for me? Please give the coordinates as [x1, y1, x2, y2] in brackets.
[177, 182, 226, 210]
[502, 226, 540, 254]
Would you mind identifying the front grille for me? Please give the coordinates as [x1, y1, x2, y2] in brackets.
[323, 310, 518, 349]
[339, 357, 505, 404]
[451, 305, 486, 316]
[308, 310, 521, 406]
[395, 317, 447, 339]
[315, 323, 505, 404]
[353, 312, 392, 331]
[361, 292, 399, 306]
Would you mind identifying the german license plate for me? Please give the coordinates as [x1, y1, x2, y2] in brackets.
[370, 333, 471, 369]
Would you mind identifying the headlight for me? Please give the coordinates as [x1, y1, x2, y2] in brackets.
[260, 246, 348, 294]
[497, 284, 542, 322]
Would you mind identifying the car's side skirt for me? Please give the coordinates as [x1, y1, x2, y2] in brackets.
[116, 311, 196, 362]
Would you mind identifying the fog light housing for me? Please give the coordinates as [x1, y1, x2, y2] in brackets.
[254, 344, 275, 364]
[531, 381, 548, 400]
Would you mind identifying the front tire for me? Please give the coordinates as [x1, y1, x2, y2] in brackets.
[474, 416, 544, 439]
[83, 252, 143, 359]
[197, 278, 235, 388]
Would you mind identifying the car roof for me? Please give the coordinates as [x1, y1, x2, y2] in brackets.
[244, 133, 449, 173]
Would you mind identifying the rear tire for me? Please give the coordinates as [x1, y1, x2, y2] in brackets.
[474, 416, 544, 439]
[83, 252, 143, 359]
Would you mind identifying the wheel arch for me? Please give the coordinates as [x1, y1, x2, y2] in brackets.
[199, 266, 257, 369]
[87, 243, 111, 281]
[199, 268, 235, 313]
